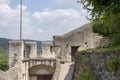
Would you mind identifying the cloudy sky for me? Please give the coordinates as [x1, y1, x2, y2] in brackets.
[0, 0, 89, 41]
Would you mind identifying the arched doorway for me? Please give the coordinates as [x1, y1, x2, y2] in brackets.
[29, 64, 54, 80]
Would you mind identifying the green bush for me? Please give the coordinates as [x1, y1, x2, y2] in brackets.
[110, 34, 120, 46]
[0, 62, 8, 71]
[106, 59, 118, 73]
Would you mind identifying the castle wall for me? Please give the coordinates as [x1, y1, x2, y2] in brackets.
[8, 41, 38, 80]
[53, 23, 103, 62]
[8, 41, 24, 68]
[25, 42, 37, 58]
[7, 23, 104, 80]
[40, 42, 55, 58]
[42, 42, 53, 55]
[52, 46, 61, 58]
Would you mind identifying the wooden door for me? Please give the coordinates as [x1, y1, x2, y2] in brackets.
[37, 75, 52, 80]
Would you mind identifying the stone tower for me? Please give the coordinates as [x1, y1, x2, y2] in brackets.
[8, 40, 38, 80]
[8, 40, 24, 68]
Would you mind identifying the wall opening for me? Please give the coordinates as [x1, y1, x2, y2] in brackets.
[37, 75, 53, 80]
[25, 45, 30, 58]
[71, 46, 79, 61]
[29, 64, 54, 80]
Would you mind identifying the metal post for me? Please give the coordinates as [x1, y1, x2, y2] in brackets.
[77, 0, 81, 4]
[20, 0, 22, 40]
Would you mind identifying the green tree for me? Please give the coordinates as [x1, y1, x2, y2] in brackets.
[79, 0, 120, 46]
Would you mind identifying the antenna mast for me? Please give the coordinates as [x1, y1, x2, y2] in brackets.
[20, 0, 22, 40]
[77, 0, 80, 4]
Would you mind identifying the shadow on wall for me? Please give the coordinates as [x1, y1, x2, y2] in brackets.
[64, 63, 75, 80]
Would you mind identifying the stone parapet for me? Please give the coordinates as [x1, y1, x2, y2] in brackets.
[25, 41, 37, 58]
[52, 59, 61, 80]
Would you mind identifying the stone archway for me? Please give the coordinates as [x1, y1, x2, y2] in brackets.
[29, 64, 54, 80]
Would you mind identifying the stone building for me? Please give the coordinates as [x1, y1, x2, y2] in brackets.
[8, 41, 56, 80]
[0, 22, 103, 80]
[53, 22, 102, 62]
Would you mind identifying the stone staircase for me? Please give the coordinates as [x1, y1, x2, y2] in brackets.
[58, 62, 75, 80]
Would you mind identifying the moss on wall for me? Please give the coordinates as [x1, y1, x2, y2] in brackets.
[106, 59, 118, 73]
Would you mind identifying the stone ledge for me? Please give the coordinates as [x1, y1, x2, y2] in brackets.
[23, 58, 56, 62]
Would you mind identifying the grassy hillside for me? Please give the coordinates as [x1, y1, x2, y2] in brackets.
[0, 47, 8, 71]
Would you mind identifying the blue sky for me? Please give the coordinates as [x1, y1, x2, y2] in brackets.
[0, 0, 89, 41]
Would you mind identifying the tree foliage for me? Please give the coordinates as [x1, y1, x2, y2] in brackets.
[80, 0, 120, 17]
[80, 0, 120, 46]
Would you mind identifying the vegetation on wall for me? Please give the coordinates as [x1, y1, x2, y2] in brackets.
[73, 51, 99, 80]
[106, 59, 118, 73]
[73, 49, 120, 80]
[74, 65, 98, 80]
[79, 0, 120, 46]
[0, 47, 8, 71]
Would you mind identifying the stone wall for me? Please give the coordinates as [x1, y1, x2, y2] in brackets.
[0, 67, 19, 80]
[98, 37, 109, 48]
[8, 41, 24, 68]
[40, 42, 55, 58]
[52, 59, 61, 80]
[25, 42, 37, 58]
[73, 50, 120, 80]
[53, 23, 103, 62]
[8, 40, 59, 80]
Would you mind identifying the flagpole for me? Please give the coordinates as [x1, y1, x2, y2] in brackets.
[77, 0, 80, 4]
[20, 0, 22, 40]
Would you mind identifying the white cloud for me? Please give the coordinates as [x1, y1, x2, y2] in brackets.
[0, 0, 10, 4]
[0, 1, 89, 41]
[33, 9, 89, 36]
[33, 9, 83, 23]
[0, 3, 14, 18]
[0, 3, 43, 40]
[37, 29, 44, 33]
[56, 0, 76, 4]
